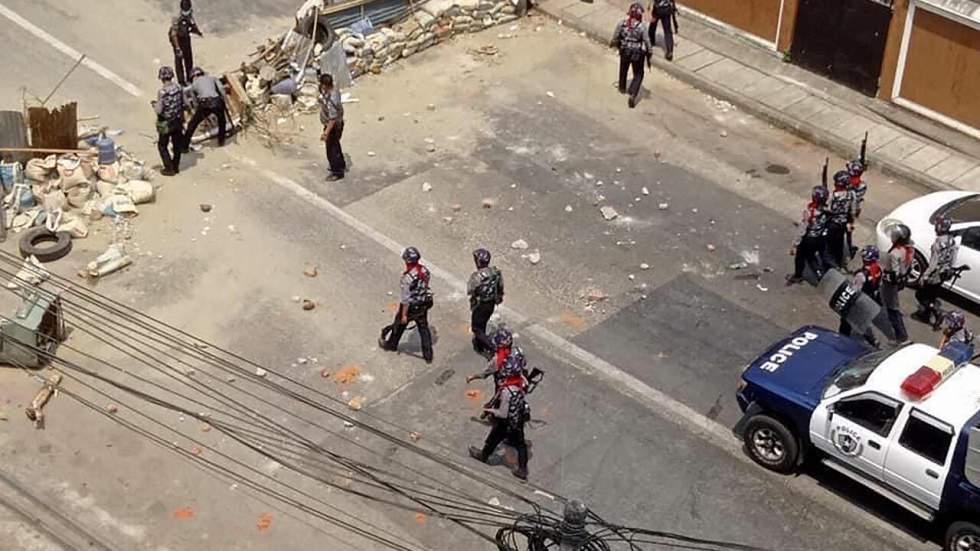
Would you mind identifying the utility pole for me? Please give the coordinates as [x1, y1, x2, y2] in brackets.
[558, 499, 588, 551]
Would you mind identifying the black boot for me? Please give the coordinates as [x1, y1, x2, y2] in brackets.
[468, 446, 487, 463]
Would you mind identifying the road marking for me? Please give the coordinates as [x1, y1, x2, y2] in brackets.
[231, 153, 932, 550]
[0, 3, 144, 97]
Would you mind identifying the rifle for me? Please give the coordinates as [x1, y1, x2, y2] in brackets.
[859, 132, 868, 166]
[821, 157, 829, 189]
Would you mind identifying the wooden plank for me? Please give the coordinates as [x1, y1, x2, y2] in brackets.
[0, 111, 29, 163]
[27, 103, 78, 151]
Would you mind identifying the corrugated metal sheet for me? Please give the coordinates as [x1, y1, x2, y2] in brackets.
[325, 0, 414, 31]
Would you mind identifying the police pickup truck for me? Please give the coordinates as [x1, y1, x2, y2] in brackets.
[735, 326, 980, 550]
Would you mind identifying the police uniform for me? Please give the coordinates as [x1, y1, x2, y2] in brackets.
[169, 10, 203, 87]
[381, 263, 433, 362]
[470, 383, 529, 480]
[838, 263, 881, 347]
[183, 71, 227, 150]
[914, 234, 958, 326]
[612, 12, 653, 105]
[154, 80, 185, 174]
[319, 85, 346, 179]
[648, 0, 677, 60]
[467, 266, 504, 357]
[827, 187, 856, 268]
[881, 244, 913, 342]
[791, 203, 829, 281]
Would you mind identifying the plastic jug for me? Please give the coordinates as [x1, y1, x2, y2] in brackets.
[0, 162, 22, 192]
[95, 134, 116, 165]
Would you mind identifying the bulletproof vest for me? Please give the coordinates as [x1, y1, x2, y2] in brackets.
[407, 266, 432, 306]
[654, 0, 673, 16]
[619, 22, 645, 53]
[175, 15, 195, 38]
[933, 235, 956, 271]
[861, 264, 881, 295]
[505, 387, 527, 430]
[852, 180, 868, 202]
[883, 245, 912, 283]
[828, 190, 852, 224]
[804, 206, 828, 238]
[473, 267, 501, 304]
[159, 83, 184, 121]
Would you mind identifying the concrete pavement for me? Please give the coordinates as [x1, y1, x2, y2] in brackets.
[534, 0, 980, 193]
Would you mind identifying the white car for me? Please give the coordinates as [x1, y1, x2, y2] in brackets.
[877, 191, 980, 302]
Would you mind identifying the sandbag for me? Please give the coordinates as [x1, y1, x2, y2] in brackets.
[118, 180, 154, 204]
[58, 215, 88, 238]
[102, 194, 137, 216]
[56, 155, 89, 189]
[41, 190, 67, 211]
[24, 158, 54, 182]
[97, 161, 122, 184]
[67, 183, 93, 208]
[95, 179, 115, 198]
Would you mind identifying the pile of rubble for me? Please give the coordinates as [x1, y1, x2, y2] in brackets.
[237, 0, 523, 117]
[0, 132, 154, 273]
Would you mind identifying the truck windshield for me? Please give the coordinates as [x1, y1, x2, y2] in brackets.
[825, 347, 896, 395]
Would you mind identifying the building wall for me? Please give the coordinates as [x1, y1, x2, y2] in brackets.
[877, 0, 909, 98]
[776, 0, 799, 52]
[680, 0, 783, 43]
[900, 8, 980, 129]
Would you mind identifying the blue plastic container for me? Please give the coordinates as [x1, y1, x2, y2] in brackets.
[95, 135, 116, 165]
[0, 162, 21, 192]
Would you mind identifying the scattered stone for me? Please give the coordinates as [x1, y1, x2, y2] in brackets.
[302, 299, 316, 311]
[106, 404, 119, 414]
[546, 91, 555, 98]
[511, 239, 529, 250]
[564, 205, 573, 212]
[488, 497, 501, 507]
[482, 198, 494, 209]
[426, 104, 436, 111]
[451, 204, 462, 211]
[583, 172, 595, 180]
[297, 358, 308, 365]
[720, 130, 728, 138]
[627, 274, 635, 281]
[585, 288, 607, 303]
[527, 251, 541, 265]
[347, 396, 365, 411]
[756, 284, 769, 292]
[599, 206, 619, 220]
[227, 225, 237, 234]
[426, 143, 437, 153]
[691, 208, 699, 214]
[409, 431, 421, 442]
[367, 151, 377, 157]
[442, 216, 454, 224]
[255, 368, 268, 378]
[641, 187, 650, 195]
[706, 244, 716, 252]
[201, 423, 212, 432]
[422, 182, 433, 192]
[595, 180, 604, 187]
[343, 420, 355, 429]
[304, 265, 318, 277]
[728, 262, 748, 270]
[658, 202, 669, 210]
[640, 263, 650, 270]
[320, 368, 331, 378]
[654, 150, 662, 159]
[199, 204, 213, 212]
[291, 295, 301, 303]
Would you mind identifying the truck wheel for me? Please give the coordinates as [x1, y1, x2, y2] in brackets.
[743, 414, 799, 474]
[945, 521, 980, 551]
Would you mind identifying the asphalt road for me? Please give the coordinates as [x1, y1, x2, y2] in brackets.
[0, 1, 969, 550]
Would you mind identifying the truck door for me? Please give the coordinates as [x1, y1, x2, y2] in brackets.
[811, 391, 902, 480]
[883, 408, 955, 511]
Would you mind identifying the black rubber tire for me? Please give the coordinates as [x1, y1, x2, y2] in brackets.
[945, 521, 980, 551]
[743, 414, 800, 474]
[19, 227, 72, 263]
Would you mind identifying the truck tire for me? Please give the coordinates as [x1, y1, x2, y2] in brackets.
[743, 414, 799, 474]
[19, 227, 72, 263]
[945, 521, 980, 551]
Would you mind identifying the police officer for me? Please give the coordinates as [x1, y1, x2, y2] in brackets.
[846, 159, 868, 259]
[152, 66, 185, 176]
[182, 67, 228, 151]
[168, 1, 203, 87]
[467, 248, 504, 358]
[469, 354, 530, 480]
[648, 0, 677, 61]
[913, 215, 959, 329]
[379, 247, 434, 363]
[468, 345, 525, 424]
[786, 186, 830, 285]
[319, 73, 347, 181]
[827, 171, 856, 269]
[838, 245, 881, 348]
[939, 310, 974, 349]
[881, 223, 914, 344]
[612, 3, 653, 109]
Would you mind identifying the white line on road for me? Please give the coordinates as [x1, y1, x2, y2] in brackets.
[231, 152, 932, 550]
[0, 3, 144, 97]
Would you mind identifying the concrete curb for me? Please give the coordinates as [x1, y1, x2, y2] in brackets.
[534, 6, 953, 195]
